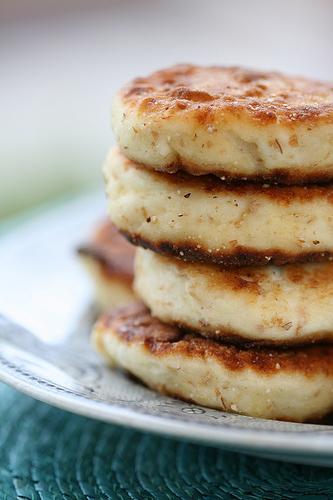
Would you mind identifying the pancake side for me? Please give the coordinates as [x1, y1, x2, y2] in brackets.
[93, 303, 333, 422]
[135, 248, 333, 345]
[104, 148, 333, 266]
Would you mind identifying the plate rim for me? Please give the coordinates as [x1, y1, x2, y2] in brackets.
[1, 350, 333, 459]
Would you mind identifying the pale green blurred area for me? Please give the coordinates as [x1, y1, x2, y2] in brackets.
[1, 0, 333, 220]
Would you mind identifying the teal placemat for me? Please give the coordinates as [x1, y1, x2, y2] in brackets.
[0, 384, 333, 499]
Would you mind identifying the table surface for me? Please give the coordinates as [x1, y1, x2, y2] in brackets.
[1, 384, 333, 500]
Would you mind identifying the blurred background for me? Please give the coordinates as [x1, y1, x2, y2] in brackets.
[1, 0, 333, 219]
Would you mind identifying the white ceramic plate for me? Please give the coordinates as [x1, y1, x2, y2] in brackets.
[1, 193, 333, 467]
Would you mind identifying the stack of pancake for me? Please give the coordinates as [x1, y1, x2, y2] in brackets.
[89, 65, 333, 422]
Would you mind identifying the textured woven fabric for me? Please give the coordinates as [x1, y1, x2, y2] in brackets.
[0, 385, 333, 499]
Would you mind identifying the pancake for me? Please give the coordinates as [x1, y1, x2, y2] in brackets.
[77, 220, 136, 311]
[93, 303, 333, 422]
[135, 248, 333, 345]
[104, 148, 333, 266]
[112, 64, 333, 184]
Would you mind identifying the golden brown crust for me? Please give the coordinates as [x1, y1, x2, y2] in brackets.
[120, 64, 333, 126]
[77, 220, 135, 283]
[101, 302, 182, 343]
[159, 163, 333, 186]
[167, 319, 333, 348]
[98, 303, 333, 376]
[122, 230, 333, 268]
[170, 253, 333, 293]
[127, 155, 333, 201]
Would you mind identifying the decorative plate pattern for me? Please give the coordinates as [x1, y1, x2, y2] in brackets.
[1, 193, 333, 466]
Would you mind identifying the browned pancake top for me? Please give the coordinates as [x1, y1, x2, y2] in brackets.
[120, 64, 333, 125]
[78, 221, 135, 282]
[100, 303, 333, 376]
